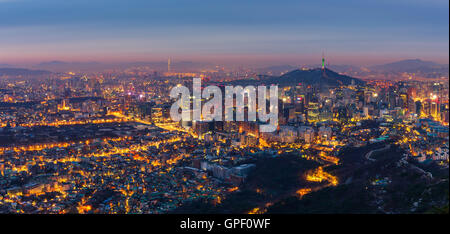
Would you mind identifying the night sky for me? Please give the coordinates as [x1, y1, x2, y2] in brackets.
[0, 0, 448, 65]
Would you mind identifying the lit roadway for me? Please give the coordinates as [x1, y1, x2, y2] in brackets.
[109, 112, 198, 138]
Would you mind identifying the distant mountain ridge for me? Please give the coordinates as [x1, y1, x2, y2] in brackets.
[0, 64, 14, 68]
[34, 61, 102, 72]
[256, 65, 299, 75]
[370, 59, 448, 73]
[33, 60, 214, 72]
[0, 68, 52, 76]
[37, 60, 71, 66]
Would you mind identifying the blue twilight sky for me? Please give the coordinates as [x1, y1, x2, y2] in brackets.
[0, 0, 448, 65]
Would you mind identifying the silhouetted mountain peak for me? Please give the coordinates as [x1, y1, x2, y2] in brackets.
[228, 67, 365, 89]
[276, 68, 364, 87]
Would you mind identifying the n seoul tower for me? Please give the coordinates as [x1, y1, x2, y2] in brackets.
[322, 52, 325, 70]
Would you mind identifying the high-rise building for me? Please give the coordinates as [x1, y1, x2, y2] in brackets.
[168, 57, 171, 72]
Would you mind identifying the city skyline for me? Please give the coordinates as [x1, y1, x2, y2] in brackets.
[0, 0, 448, 65]
[0, 0, 448, 219]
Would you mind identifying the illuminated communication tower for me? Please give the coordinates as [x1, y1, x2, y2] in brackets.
[322, 52, 325, 70]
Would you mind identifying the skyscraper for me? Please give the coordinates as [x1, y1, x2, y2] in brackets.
[168, 57, 171, 73]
